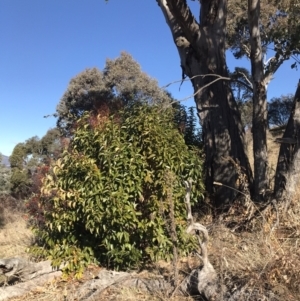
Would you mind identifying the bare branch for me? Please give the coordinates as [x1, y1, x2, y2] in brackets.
[182, 180, 221, 299]
[162, 73, 254, 103]
[176, 74, 230, 102]
[264, 55, 286, 85]
[183, 180, 211, 267]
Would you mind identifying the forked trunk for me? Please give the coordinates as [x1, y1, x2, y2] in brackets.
[158, 0, 252, 206]
[274, 82, 300, 203]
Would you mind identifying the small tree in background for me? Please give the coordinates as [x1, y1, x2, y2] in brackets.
[230, 67, 253, 129]
[9, 143, 31, 199]
[9, 129, 62, 199]
[32, 103, 204, 275]
[56, 52, 173, 136]
[268, 94, 294, 127]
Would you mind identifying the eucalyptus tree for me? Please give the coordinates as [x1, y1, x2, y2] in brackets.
[227, 0, 300, 198]
[157, 0, 253, 206]
[247, 0, 269, 199]
[156, 0, 300, 202]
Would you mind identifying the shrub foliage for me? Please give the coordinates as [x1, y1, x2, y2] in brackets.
[32, 104, 204, 276]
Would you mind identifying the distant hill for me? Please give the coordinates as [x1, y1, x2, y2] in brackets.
[0, 153, 10, 167]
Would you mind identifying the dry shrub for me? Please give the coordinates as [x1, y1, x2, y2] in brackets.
[0, 194, 26, 226]
[202, 190, 300, 300]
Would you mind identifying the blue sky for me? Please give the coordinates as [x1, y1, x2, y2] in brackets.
[0, 0, 299, 156]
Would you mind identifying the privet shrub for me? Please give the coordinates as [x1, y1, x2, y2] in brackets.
[31, 104, 204, 276]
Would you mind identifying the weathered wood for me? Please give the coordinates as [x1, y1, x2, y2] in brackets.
[0, 259, 62, 301]
[181, 180, 223, 299]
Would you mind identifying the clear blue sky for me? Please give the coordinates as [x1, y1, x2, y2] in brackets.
[0, 0, 299, 156]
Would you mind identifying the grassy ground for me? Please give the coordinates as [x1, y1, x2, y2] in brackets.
[1, 194, 299, 300]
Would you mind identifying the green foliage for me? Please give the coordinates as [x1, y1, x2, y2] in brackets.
[184, 107, 202, 148]
[0, 154, 11, 194]
[172, 103, 202, 148]
[227, 0, 300, 69]
[33, 103, 204, 275]
[9, 129, 62, 199]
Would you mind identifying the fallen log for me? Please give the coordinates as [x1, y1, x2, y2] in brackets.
[0, 259, 62, 301]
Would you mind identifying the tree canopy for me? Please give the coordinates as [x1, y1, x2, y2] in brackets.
[268, 94, 294, 127]
[56, 52, 173, 135]
[228, 0, 300, 68]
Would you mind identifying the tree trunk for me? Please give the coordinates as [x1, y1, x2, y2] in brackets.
[158, 0, 252, 207]
[248, 0, 268, 200]
[274, 81, 300, 202]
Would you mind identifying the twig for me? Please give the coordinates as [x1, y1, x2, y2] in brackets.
[237, 71, 253, 90]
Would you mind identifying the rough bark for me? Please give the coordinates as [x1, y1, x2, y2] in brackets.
[248, 0, 268, 199]
[158, 0, 252, 207]
[274, 81, 300, 204]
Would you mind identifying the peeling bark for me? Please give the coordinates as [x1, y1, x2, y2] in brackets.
[158, 0, 252, 206]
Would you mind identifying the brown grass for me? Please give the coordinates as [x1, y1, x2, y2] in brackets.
[0, 195, 34, 258]
[1, 160, 300, 301]
[0, 195, 34, 286]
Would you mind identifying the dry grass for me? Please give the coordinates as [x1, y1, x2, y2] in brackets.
[0, 195, 34, 285]
[1, 179, 300, 300]
[205, 192, 300, 300]
[0, 217, 33, 258]
[0, 195, 34, 258]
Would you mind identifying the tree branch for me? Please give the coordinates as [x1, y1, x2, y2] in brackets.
[163, 73, 253, 102]
[158, 0, 184, 41]
[164, 0, 200, 47]
[264, 55, 287, 86]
